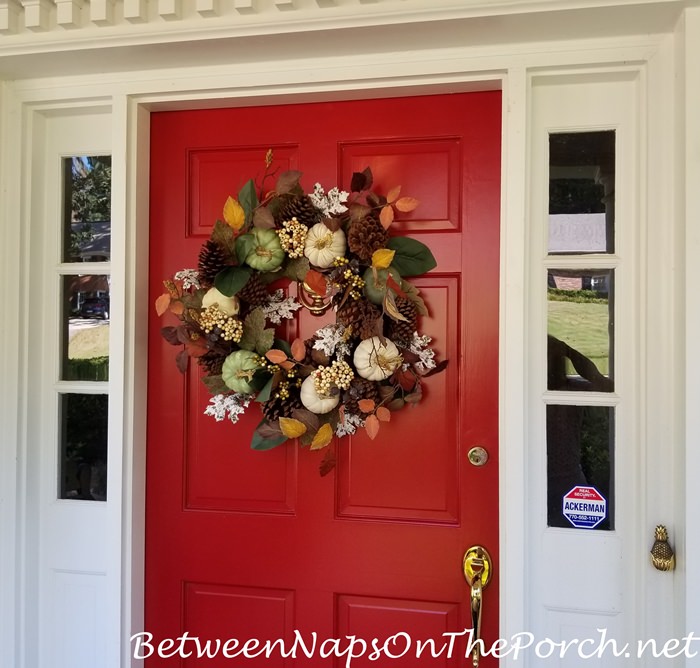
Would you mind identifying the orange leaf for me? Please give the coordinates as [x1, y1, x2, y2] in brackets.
[376, 407, 391, 422]
[305, 269, 327, 297]
[386, 185, 401, 204]
[365, 414, 380, 440]
[310, 423, 333, 451]
[170, 301, 185, 316]
[291, 338, 306, 362]
[379, 204, 395, 230]
[280, 360, 295, 371]
[155, 293, 171, 316]
[265, 349, 288, 364]
[394, 196, 419, 212]
[357, 399, 376, 413]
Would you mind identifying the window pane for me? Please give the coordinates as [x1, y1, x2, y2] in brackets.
[547, 405, 614, 530]
[549, 131, 615, 254]
[59, 393, 108, 501]
[548, 269, 613, 391]
[63, 156, 112, 263]
[61, 275, 110, 381]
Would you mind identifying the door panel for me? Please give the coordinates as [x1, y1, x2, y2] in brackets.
[147, 93, 501, 665]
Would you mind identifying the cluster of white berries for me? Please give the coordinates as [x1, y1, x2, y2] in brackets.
[199, 305, 243, 342]
[314, 360, 354, 396]
[277, 217, 308, 258]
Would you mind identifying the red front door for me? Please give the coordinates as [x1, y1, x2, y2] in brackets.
[147, 93, 501, 666]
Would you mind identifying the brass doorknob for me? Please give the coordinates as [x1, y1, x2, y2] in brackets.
[463, 546, 493, 667]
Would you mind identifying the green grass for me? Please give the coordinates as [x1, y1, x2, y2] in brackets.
[548, 300, 610, 375]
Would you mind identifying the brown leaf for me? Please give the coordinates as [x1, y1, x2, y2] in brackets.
[155, 293, 171, 316]
[323, 217, 342, 233]
[276, 170, 303, 194]
[386, 185, 401, 203]
[422, 359, 449, 378]
[348, 202, 372, 223]
[305, 269, 327, 297]
[185, 341, 207, 358]
[379, 205, 395, 230]
[256, 419, 283, 439]
[319, 448, 337, 477]
[357, 399, 376, 413]
[279, 417, 308, 439]
[291, 408, 320, 433]
[376, 407, 391, 422]
[387, 397, 406, 411]
[383, 290, 408, 322]
[310, 423, 333, 451]
[394, 196, 419, 212]
[170, 301, 185, 316]
[404, 388, 423, 404]
[175, 349, 189, 374]
[396, 369, 417, 391]
[253, 207, 275, 229]
[351, 167, 373, 193]
[265, 349, 288, 364]
[161, 326, 180, 346]
[291, 338, 306, 362]
[364, 414, 380, 440]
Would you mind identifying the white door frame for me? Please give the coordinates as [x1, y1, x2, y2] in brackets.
[1, 5, 699, 667]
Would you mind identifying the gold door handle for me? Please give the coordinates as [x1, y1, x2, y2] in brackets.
[463, 545, 493, 668]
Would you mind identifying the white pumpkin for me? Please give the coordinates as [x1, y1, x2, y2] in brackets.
[304, 223, 346, 269]
[300, 375, 340, 414]
[353, 336, 403, 381]
[201, 287, 240, 316]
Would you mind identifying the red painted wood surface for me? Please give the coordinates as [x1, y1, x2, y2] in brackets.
[147, 93, 501, 666]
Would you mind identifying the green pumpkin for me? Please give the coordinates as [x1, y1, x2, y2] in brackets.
[363, 266, 401, 305]
[243, 228, 284, 271]
[222, 350, 261, 395]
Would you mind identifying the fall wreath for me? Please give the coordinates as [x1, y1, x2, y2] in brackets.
[156, 150, 447, 474]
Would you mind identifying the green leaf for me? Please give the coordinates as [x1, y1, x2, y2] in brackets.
[255, 375, 275, 403]
[214, 266, 252, 297]
[283, 256, 310, 282]
[251, 421, 288, 451]
[211, 220, 237, 257]
[238, 179, 259, 223]
[274, 338, 293, 357]
[235, 233, 258, 266]
[239, 307, 266, 351]
[256, 328, 275, 356]
[386, 237, 437, 277]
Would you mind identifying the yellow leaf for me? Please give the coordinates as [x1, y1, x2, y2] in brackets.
[155, 293, 171, 316]
[223, 196, 246, 231]
[394, 196, 419, 213]
[379, 204, 395, 230]
[310, 423, 333, 451]
[371, 248, 395, 270]
[279, 417, 307, 439]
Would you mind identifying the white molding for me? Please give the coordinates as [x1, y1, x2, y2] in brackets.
[498, 65, 529, 667]
[681, 6, 700, 657]
[0, 0, 23, 32]
[123, 0, 147, 22]
[55, 0, 82, 27]
[90, 0, 114, 26]
[21, 0, 52, 31]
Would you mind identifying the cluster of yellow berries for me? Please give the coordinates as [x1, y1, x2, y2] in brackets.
[332, 256, 365, 300]
[277, 217, 308, 258]
[199, 305, 243, 342]
[314, 360, 354, 396]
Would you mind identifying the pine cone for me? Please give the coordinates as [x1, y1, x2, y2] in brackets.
[344, 378, 380, 416]
[198, 240, 229, 287]
[347, 216, 388, 261]
[262, 390, 303, 422]
[337, 299, 382, 340]
[387, 297, 417, 347]
[277, 195, 320, 228]
[198, 350, 226, 376]
[238, 272, 270, 307]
